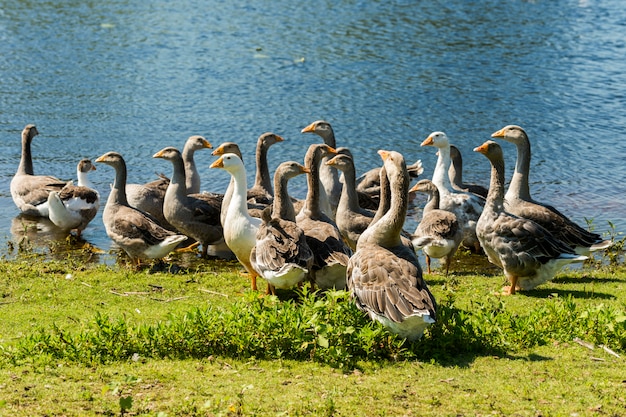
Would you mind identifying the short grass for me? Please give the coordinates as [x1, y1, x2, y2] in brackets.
[0, 246, 625, 416]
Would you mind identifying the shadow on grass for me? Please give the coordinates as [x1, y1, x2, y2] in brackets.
[520, 287, 617, 300]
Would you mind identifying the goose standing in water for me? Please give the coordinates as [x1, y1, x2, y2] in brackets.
[448, 145, 489, 198]
[210, 153, 262, 291]
[95, 152, 187, 267]
[153, 146, 223, 259]
[296, 144, 352, 290]
[491, 125, 611, 255]
[126, 135, 213, 229]
[47, 159, 100, 237]
[474, 141, 587, 295]
[250, 161, 314, 294]
[10, 124, 68, 217]
[325, 153, 375, 251]
[301, 120, 342, 219]
[409, 179, 462, 275]
[347, 150, 437, 341]
[421, 132, 484, 252]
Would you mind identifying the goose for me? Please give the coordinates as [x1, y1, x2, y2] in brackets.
[47, 159, 100, 237]
[153, 146, 224, 259]
[335, 147, 382, 211]
[250, 161, 314, 294]
[491, 125, 612, 255]
[347, 150, 437, 341]
[474, 141, 587, 295]
[409, 179, 462, 275]
[325, 153, 375, 251]
[301, 120, 341, 219]
[448, 145, 489, 198]
[10, 124, 68, 217]
[421, 132, 484, 252]
[210, 153, 262, 291]
[126, 135, 213, 229]
[95, 152, 187, 266]
[296, 144, 352, 290]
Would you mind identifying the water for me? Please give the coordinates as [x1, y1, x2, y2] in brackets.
[1, 0, 624, 263]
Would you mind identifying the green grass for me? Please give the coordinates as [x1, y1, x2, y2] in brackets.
[0, 246, 625, 416]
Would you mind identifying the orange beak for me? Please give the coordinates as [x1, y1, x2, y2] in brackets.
[377, 149, 391, 161]
[473, 143, 489, 154]
[201, 138, 213, 149]
[491, 128, 505, 138]
[301, 122, 316, 133]
[210, 156, 224, 169]
[153, 149, 166, 158]
[420, 136, 434, 147]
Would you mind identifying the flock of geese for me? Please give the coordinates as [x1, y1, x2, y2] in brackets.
[10, 121, 612, 341]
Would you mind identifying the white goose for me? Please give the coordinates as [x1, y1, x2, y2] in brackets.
[210, 153, 262, 291]
[347, 150, 437, 341]
[421, 132, 484, 252]
[10, 124, 68, 217]
[47, 159, 100, 237]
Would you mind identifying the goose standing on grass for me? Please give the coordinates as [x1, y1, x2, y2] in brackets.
[47, 159, 100, 237]
[448, 145, 489, 198]
[301, 120, 342, 219]
[153, 146, 223, 259]
[421, 132, 484, 252]
[347, 150, 437, 341]
[296, 144, 352, 290]
[10, 124, 68, 217]
[409, 179, 462, 275]
[491, 125, 611, 254]
[250, 161, 314, 294]
[325, 153, 375, 251]
[95, 152, 187, 267]
[126, 135, 213, 229]
[210, 153, 262, 291]
[474, 141, 587, 295]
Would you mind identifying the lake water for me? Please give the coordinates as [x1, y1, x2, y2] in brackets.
[1, 0, 624, 264]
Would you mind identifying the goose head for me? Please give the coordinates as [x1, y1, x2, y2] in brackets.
[473, 140, 503, 162]
[490, 125, 528, 145]
[259, 132, 284, 148]
[210, 152, 244, 174]
[78, 159, 96, 174]
[153, 146, 182, 162]
[211, 142, 242, 159]
[184, 135, 213, 152]
[301, 120, 335, 146]
[95, 151, 125, 169]
[420, 131, 449, 149]
[409, 179, 437, 195]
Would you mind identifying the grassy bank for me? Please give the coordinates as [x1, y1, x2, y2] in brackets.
[0, 248, 625, 416]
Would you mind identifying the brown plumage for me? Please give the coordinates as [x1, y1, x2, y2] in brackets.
[448, 145, 489, 198]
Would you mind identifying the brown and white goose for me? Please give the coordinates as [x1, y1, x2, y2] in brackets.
[47, 159, 100, 237]
[126, 135, 213, 228]
[491, 125, 611, 255]
[448, 145, 489, 198]
[347, 150, 437, 341]
[210, 153, 262, 291]
[409, 179, 462, 275]
[421, 132, 485, 252]
[95, 152, 187, 266]
[296, 144, 352, 290]
[10, 124, 68, 217]
[250, 161, 314, 294]
[301, 120, 342, 219]
[474, 140, 587, 295]
[153, 146, 224, 259]
[325, 153, 375, 251]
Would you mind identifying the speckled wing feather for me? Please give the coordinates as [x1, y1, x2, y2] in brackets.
[112, 206, 176, 247]
[188, 193, 222, 224]
[299, 217, 351, 270]
[419, 210, 459, 241]
[254, 218, 313, 272]
[347, 243, 436, 323]
[58, 185, 99, 205]
[13, 175, 68, 207]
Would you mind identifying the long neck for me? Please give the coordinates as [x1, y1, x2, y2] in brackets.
[110, 162, 129, 206]
[254, 142, 273, 195]
[506, 139, 532, 201]
[371, 166, 389, 225]
[303, 152, 324, 218]
[338, 164, 361, 213]
[182, 147, 200, 194]
[273, 172, 296, 221]
[432, 146, 452, 193]
[168, 156, 188, 199]
[229, 166, 252, 219]
[448, 151, 463, 188]
[17, 135, 34, 175]
[220, 176, 235, 226]
[485, 156, 506, 214]
[366, 166, 407, 247]
[77, 169, 93, 189]
[423, 188, 440, 213]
